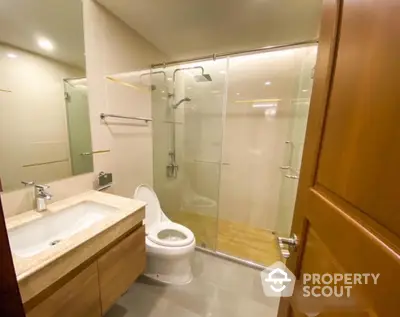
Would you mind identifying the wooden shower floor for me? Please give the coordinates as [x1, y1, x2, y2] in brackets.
[169, 212, 280, 266]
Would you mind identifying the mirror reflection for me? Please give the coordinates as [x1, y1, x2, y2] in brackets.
[0, 0, 92, 192]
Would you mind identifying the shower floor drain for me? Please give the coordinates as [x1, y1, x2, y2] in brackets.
[49, 239, 61, 246]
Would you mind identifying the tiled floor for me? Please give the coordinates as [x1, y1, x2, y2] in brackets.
[105, 251, 280, 317]
[169, 211, 280, 266]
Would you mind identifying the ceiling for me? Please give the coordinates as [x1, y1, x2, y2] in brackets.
[0, 0, 85, 69]
[97, 0, 322, 60]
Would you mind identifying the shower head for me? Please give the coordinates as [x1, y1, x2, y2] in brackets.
[172, 97, 191, 109]
[194, 73, 212, 82]
[173, 66, 213, 83]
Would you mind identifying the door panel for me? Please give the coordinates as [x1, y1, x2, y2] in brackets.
[281, 0, 400, 316]
[0, 196, 25, 316]
[292, 226, 372, 316]
[316, 0, 400, 237]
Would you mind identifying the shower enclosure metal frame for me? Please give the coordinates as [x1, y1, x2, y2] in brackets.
[152, 40, 317, 68]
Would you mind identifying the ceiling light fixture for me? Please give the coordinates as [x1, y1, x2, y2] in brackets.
[37, 37, 54, 51]
[7, 53, 17, 58]
[236, 93, 240, 95]
[302, 89, 308, 92]
[265, 81, 271, 86]
[264, 108, 277, 116]
[236, 98, 281, 103]
[219, 70, 226, 74]
[253, 103, 277, 108]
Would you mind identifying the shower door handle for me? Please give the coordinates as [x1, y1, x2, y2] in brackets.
[276, 234, 298, 259]
[280, 141, 293, 171]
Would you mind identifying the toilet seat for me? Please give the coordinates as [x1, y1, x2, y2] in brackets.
[134, 184, 195, 248]
[147, 222, 194, 247]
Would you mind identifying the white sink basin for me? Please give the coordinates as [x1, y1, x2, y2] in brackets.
[8, 201, 117, 258]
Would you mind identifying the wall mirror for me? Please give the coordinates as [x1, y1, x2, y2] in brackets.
[0, 0, 93, 192]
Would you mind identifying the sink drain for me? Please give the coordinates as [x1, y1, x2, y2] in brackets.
[49, 239, 61, 246]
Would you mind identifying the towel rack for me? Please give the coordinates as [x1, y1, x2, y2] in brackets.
[100, 113, 152, 123]
[22, 158, 69, 168]
[81, 150, 110, 156]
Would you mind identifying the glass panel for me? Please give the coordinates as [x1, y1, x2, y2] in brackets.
[275, 45, 318, 237]
[151, 59, 227, 251]
[218, 45, 318, 266]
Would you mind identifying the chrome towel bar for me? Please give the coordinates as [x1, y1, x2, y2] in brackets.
[100, 113, 152, 123]
[80, 150, 110, 156]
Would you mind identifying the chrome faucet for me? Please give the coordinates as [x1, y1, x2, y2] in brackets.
[21, 181, 52, 212]
[34, 184, 52, 211]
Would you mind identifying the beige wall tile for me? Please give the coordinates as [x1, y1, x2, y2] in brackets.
[82, 0, 167, 198]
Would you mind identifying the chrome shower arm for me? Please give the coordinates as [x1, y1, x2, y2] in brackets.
[172, 66, 204, 82]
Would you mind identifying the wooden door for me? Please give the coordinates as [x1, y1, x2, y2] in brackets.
[0, 196, 25, 316]
[280, 0, 400, 315]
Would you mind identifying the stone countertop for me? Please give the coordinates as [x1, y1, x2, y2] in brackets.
[6, 190, 146, 303]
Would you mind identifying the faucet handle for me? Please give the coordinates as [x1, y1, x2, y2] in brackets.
[21, 180, 35, 186]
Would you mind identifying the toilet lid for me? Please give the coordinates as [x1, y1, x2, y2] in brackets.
[134, 184, 164, 232]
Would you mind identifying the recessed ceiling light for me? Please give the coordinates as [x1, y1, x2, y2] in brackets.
[167, 77, 172, 81]
[161, 90, 165, 93]
[37, 37, 54, 51]
[236, 92, 240, 95]
[219, 70, 226, 74]
[265, 81, 271, 86]
[7, 53, 17, 58]
[302, 89, 308, 92]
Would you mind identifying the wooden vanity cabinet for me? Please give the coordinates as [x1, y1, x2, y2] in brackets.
[25, 224, 146, 317]
[27, 263, 101, 317]
[98, 225, 146, 313]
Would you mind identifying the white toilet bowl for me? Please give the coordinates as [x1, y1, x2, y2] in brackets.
[134, 184, 196, 285]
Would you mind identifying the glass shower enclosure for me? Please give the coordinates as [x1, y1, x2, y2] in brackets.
[151, 43, 318, 266]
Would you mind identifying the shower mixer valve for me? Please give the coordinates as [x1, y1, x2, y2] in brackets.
[167, 151, 179, 178]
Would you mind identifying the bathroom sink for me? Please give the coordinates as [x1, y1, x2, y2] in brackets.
[8, 201, 117, 258]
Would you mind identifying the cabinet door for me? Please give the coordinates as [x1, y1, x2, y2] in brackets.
[98, 226, 146, 313]
[27, 263, 101, 317]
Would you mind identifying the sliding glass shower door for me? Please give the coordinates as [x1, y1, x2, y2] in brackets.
[275, 45, 318, 238]
[218, 45, 318, 266]
[151, 59, 228, 251]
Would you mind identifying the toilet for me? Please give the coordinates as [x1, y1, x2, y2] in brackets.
[134, 184, 196, 285]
